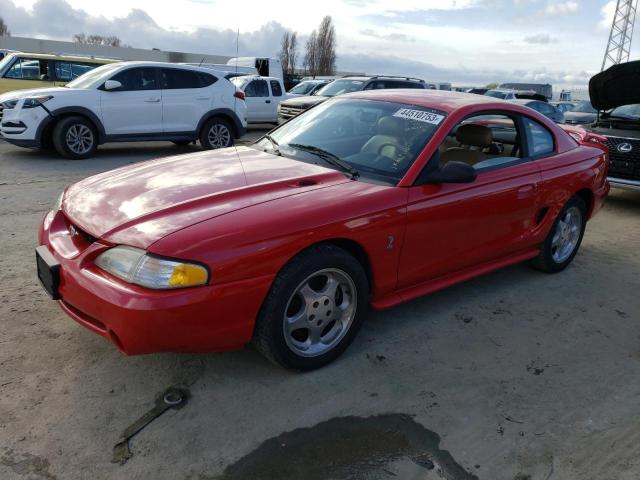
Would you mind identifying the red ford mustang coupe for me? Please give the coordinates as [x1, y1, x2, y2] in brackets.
[37, 90, 609, 370]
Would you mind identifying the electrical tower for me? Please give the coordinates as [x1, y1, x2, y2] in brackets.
[601, 0, 638, 71]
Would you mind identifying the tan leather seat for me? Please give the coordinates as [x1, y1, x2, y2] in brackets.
[360, 116, 404, 159]
[441, 124, 493, 166]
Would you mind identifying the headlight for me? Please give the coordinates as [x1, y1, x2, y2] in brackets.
[95, 246, 209, 289]
[1, 99, 18, 109]
[23, 95, 53, 109]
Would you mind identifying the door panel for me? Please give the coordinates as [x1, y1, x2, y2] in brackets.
[244, 80, 270, 122]
[100, 91, 163, 134]
[99, 67, 162, 135]
[160, 68, 209, 133]
[398, 162, 542, 289]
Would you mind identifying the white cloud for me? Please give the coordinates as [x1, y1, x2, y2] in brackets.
[598, 0, 616, 31]
[524, 33, 558, 44]
[544, 1, 578, 15]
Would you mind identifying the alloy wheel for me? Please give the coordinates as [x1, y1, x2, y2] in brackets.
[207, 124, 231, 148]
[65, 124, 94, 155]
[283, 268, 357, 357]
[551, 206, 582, 263]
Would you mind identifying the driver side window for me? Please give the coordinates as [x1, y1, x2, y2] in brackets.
[435, 113, 525, 172]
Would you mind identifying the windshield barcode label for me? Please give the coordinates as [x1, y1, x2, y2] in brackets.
[393, 109, 444, 125]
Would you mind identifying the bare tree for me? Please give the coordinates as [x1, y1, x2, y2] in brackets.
[73, 33, 121, 47]
[279, 32, 290, 76]
[288, 32, 298, 75]
[279, 31, 299, 76]
[316, 16, 336, 75]
[304, 30, 318, 76]
[0, 17, 10, 37]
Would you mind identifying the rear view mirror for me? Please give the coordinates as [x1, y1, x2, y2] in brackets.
[104, 80, 122, 91]
[426, 161, 477, 184]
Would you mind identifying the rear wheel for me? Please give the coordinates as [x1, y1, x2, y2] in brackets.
[252, 244, 369, 370]
[52, 116, 97, 160]
[531, 196, 587, 273]
[199, 118, 233, 150]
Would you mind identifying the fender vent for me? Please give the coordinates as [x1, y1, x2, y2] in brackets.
[297, 179, 318, 187]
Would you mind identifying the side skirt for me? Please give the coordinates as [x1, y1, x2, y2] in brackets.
[371, 248, 540, 310]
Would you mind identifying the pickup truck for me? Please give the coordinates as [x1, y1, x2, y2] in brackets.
[230, 75, 290, 124]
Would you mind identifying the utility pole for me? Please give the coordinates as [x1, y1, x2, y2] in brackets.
[601, 0, 638, 71]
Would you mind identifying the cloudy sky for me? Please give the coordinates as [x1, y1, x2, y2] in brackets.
[0, 0, 633, 87]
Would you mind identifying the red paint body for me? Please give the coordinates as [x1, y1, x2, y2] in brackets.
[38, 91, 609, 354]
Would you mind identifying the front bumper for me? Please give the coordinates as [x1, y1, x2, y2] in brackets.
[1, 104, 49, 146]
[38, 210, 274, 355]
[609, 176, 640, 191]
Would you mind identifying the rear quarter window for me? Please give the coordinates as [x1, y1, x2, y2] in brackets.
[523, 117, 554, 156]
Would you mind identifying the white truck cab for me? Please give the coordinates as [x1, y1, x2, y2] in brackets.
[230, 75, 290, 124]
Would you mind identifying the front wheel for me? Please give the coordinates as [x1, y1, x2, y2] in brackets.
[199, 118, 233, 150]
[252, 244, 369, 370]
[531, 196, 587, 273]
[52, 116, 98, 159]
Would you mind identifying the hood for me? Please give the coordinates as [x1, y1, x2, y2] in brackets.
[0, 87, 70, 103]
[62, 147, 349, 248]
[564, 111, 596, 124]
[281, 95, 328, 108]
[589, 60, 640, 110]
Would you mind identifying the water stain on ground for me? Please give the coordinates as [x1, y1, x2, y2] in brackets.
[214, 414, 478, 480]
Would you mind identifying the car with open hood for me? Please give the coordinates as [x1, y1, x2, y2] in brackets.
[588, 60, 640, 191]
[37, 90, 609, 370]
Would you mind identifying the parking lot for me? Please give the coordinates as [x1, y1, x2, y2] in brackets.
[0, 132, 639, 479]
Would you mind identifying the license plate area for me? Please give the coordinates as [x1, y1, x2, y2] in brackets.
[36, 245, 60, 300]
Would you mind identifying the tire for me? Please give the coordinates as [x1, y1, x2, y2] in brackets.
[199, 117, 234, 150]
[252, 244, 369, 370]
[172, 140, 192, 146]
[52, 116, 98, 160]
[531, 196, 587, 273]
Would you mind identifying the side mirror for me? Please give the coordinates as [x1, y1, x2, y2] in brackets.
[104, 80, 122, 91]
[426, 161, 477, 184]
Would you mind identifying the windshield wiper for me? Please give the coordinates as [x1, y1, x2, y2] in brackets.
[263, 134, 281, 156]
[288, 143, 359, 179]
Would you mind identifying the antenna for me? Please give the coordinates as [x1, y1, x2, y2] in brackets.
[198, 57, 204, 67]
[235, 28, 239, 74]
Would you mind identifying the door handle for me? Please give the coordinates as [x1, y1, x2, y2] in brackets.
[144, 98, 160, 103]
[196, 97, 209, 100]
[265, 100, 271, 103]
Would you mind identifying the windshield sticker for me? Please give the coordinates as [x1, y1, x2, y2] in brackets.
[393, 109, 444, 125]
[351, 81, 364, 85]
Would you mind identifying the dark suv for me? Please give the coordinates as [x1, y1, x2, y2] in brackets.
[588, 61, 640, 191]
[278, 75, 426, 123]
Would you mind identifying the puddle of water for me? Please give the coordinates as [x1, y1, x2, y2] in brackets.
[215, 414, 478, 480]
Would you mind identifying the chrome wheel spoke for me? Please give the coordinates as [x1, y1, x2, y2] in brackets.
[551, 206, 582, 263]
[66, 124, 93, 154]
[283, 268, 357, 358]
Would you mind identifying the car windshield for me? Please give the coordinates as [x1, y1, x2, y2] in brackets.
[289, 82, 317, 95]
[608, 103, 640, 119]
[315, 79, 366, 97]
[572, 101, 596, 113]
[485, 90, 508, 99]
[254, 98, 446, 184]
[66, 63, 120, 89]
[0, 54, 15, 75]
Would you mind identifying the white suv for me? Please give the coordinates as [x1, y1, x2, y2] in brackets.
[0, 61, 247, 159]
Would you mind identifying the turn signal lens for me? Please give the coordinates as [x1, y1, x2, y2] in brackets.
[95, 246, 209, 289]
[168, 263, 208, 287]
